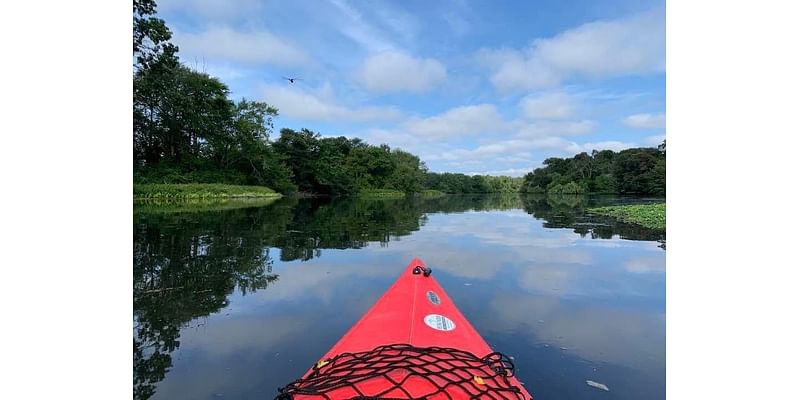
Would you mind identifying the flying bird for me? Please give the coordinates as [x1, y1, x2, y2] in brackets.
[283, 76, 302, 84]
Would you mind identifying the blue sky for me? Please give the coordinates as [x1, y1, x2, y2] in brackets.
[157, 0, 665, 176]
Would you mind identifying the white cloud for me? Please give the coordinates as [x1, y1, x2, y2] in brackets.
[190, 63, 246, 82]
[372, 4, 421, 44]
[519, 92, 575, 119]
[579, 140, 638, 153]
[479, 10, 665, 91]
[645, 133, 667, 146]
[478, 50, 562, 91]
[429, 139, 532, 161]
[624, 113, 666, 129]
[173, 27, 309, 66]
[403, 104, 506, 138]
[535, 11, 665, 76]
[465, 167, 532, 177]
[530, 137, 635, 154]
[429, 137, 636, 164]
[359, 51, 447, 92]
[260, 83, 403, 122]
[515, 120, 595, 138]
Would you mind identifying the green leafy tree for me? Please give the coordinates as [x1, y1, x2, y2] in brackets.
[133, 0, 178, 70]
[272, 128, 321, 193]
[613, 148, 664, 194]
[315, 137, 356, 195]
[134, 65, 233, 165]
[519, 145, 664, 195]
[387, 149, 426, 193]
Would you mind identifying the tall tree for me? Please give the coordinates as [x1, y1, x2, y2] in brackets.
[387, 149, 426, 193]
[134, 66, 233, 165]
[273, 128, 322, 192]
[133, 0, 178, 70]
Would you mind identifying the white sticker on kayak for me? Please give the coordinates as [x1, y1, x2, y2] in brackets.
[426, 290, 441, 306]
[424, 314, 456, 331]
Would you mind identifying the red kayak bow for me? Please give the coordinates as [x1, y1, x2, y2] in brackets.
[277, 258, 533, 399]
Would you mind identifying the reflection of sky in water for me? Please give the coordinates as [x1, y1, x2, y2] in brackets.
[152, 209, 664, 400]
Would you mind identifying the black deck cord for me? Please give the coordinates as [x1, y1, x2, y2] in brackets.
[412, 266, 432, 277]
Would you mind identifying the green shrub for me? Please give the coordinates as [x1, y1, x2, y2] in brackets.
[591, 174, 617, 193]
[588, 203, 666, 230]
[547, 181, 585, 194]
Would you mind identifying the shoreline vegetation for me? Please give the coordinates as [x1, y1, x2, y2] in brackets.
[133, 185, 454, 201]
[587, 203, 666, 230]
[134, 183, 282, 199]
[519, 143, 665, 196]
[357, 189, 406, 199]
[134, 197, 280, 214]
[355, 189, 448, 199]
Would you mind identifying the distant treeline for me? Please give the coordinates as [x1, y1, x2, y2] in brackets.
[133, 0, 520, 196]
[425, 173, 522, 194]
[519, 143, 666, 196]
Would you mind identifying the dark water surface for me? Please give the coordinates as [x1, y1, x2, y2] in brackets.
[134, 195, 665, 400]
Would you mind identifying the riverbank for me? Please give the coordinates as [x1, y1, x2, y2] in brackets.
[357, 189, 406, 199]
[357, 189, 448, 199]
[134, 197, 281, 214]
[587, 203, 666, 230]
[134, 183, 282, 199]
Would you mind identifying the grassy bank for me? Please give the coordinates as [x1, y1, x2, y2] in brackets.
[134, 183, 282, 199]
[357, 189, 406, 199]
[588, 203, 666, 230]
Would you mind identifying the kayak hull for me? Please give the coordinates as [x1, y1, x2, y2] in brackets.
[285, 258, 532, 399]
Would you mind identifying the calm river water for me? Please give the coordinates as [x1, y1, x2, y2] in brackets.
[134, 194, 665, 400]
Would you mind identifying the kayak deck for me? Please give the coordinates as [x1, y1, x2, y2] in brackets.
[278, 258, 533, 399]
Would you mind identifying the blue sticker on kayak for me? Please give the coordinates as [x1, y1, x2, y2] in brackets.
[426, 290, 441, 306]
[424, 314, 456, 331]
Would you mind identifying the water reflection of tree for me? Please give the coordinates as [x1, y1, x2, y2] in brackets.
[271, 197, 423, 260]
[270, 194, 529, 260]
[520, 194, 666, 244]
[133, 208, 282, 399]
[415, 193, 523, 212]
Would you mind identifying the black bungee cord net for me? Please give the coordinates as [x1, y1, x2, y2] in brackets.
[275, 344, 529, 400]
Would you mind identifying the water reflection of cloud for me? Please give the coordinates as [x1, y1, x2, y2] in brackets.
[389, 209, 665, 378]
[625, 256, 666, 273]
[252, 254, 400, 303]
[425, 211, 573, 249]
[179, 315, 310, 357]
[154, 316, 313, 399]
[376, 211, 595, 281]
[155, 356, 262, 399]
[486, 293, 665, 379]
[249, 210, 662, 304]
[517, 265, 575, 294]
